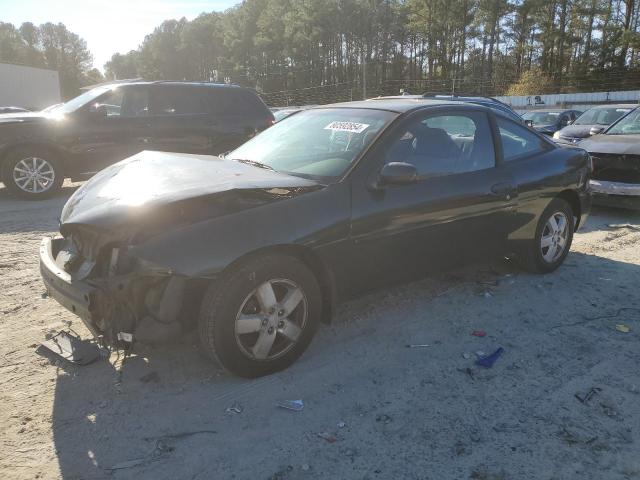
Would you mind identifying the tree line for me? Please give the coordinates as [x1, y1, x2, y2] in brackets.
[0, 22, 103, 99]
[2, 0, 640, 102]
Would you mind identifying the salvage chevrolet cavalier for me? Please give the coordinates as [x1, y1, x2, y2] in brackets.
[40, 99, 591, 377]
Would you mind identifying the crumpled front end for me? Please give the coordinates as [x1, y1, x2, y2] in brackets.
[39, 226, 203, 346]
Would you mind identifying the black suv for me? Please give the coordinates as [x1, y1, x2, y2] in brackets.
[0, 81, 274, 199]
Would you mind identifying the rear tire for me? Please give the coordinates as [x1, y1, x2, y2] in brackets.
[1, 147, 63, 199]
[518, 198, 574, 273]
[198, 254, 322, 378]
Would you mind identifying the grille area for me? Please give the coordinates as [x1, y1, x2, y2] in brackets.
[591, 153, 640, 184]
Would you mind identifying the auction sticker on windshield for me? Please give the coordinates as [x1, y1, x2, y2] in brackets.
[324, 121, 370, 133]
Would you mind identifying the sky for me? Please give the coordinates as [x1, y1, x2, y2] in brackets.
[3, 0, 239, 70]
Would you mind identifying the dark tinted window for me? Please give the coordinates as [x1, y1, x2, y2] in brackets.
[386, 111, 495, 175]
[497, 117, 547, 161]
[151, 86, 210, 115]
[210, 89, 265, 115]
[96, 86, 149, 117]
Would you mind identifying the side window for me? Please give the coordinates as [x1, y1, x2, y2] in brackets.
[385, 111, 495, 176]
[96, 87, 148, 117]
[152, 86, 209, 115]
[121, 88, 149, 117]
[497, 117, 548, 161]
[96, 89, 124, 117]
[209, 90, 263, 116]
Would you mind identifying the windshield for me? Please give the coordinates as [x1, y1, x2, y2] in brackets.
[606, 108, 640, 135]
[575, 107, 632, 126]
[50, 86, 113, 114]
[522, 111, 560, 125]
[227, 108, 396, 181]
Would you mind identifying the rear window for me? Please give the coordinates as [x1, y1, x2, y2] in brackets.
[210, 89, 267, 115]
[151, 86, 210, 115]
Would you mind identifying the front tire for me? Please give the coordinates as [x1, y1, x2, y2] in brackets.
[518, 198, 574, 273]
[198, 254, 322, 378]
[1, 147, 63, 199]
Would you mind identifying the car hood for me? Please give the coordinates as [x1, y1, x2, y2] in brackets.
[580, 134, 640, 155]
[557, 124, 599, 138]
[534, 124, 557, 133]
[0, 111, 56, 125]
[60, 150, 322, 233]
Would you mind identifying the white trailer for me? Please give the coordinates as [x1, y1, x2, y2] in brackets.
[0, 63, 61, 110]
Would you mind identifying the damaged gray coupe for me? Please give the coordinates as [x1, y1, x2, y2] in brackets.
[40, 100, 591, 377]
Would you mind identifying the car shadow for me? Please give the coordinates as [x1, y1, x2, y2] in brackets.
[49, 251, 640, 479]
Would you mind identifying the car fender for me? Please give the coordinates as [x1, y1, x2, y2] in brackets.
[127, 182, 352, 280]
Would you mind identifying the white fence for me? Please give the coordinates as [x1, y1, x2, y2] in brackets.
[496, 90, 640, 109]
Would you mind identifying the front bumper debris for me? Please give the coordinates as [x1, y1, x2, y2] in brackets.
[40, 236, 101, 337]
[589, 179, 640, 196]
[589, 180, 640, 209]
[40, 235, 190, 345]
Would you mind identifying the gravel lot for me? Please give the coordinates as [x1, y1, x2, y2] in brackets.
[1, 181, 639, 480]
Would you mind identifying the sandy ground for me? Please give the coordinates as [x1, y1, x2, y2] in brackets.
[1, 181, 639, 480]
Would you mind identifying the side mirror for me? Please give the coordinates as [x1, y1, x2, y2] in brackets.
[589, 126, 604, 136]
[378, 162, 418, 187]
[524, 119, 534, 127]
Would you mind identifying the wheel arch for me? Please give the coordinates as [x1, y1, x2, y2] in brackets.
[217, 244, 337, 325]
[556, 189, 582, 229]
[0, 142, 66, 177]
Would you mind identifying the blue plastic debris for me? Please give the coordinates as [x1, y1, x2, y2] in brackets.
[277, 399, 304, 412]
[475, 347, 504, 368]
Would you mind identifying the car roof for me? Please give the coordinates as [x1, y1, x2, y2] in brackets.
[91, 80, 245, 90]
[523, 108, 575, 113]
[314, 98, 475, 113]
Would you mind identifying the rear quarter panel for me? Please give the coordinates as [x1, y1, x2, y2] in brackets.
[507, 145, 590, 243]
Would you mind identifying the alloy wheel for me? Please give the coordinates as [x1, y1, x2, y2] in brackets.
[234, 278, 308, 361]
[12, 157, 56, 194]
[540, 211, 569, 263]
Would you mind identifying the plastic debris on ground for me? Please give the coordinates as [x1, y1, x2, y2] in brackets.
[36, 330, 105, 365]
[462, 352, 471, 359]
[406, 343, 430, 348]
[475, 350, 486, 358]
[483, 291, 494, 298]
[575, 387, 602, 404]
[225, 402, 243, 414]
[471, 330, 486, 337]
[317, 432, 337, 443]
[475, 347, 504, 368]
[139, 371, 160, 383]
[615, 324, 631, 333]
[277, 399, 304, 412]
[337, 421, 346, 429]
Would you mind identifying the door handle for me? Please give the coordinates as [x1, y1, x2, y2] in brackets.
[491, 183, 514, 200]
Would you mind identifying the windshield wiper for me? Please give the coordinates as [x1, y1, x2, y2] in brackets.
[232, 158, 275, 171]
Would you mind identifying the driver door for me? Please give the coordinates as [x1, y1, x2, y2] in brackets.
[73, 85, 151, 175]
[346, 109, 517, 294]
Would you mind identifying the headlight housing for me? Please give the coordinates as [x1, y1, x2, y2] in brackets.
[553, 131, 561, 140]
